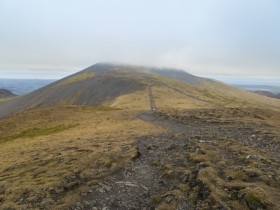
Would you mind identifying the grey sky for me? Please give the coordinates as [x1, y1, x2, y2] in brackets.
[0, 0, 279, 83]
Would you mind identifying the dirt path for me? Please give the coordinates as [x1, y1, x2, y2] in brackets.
[147, 86, 157, 112]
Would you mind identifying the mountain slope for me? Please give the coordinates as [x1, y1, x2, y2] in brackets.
[0, 63, 279, 118]
[253, 91, 280, 99]
[0, 89, 16, 98]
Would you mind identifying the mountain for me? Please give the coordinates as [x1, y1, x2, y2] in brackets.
[238, 85, 280, 94]
[253, 90, 280, 99]
[1, 63, 280, 209]
[0, 63, 280, 118]
[0, 79, 55, 95]
[0, 89, 16, 98]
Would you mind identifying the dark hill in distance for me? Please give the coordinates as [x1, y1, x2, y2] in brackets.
[0, 63, 280, 118]
[0, 89, 17, 98]
[253, 91, 280, 100]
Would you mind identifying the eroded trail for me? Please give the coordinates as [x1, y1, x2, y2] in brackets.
[73, 108, 280, 210]
[72, 132, 189, 210]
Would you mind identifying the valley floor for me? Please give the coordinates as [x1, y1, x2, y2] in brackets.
[0, 107, 279, 209]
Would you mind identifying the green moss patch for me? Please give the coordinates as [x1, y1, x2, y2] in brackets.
[0, 124, 79, 143]
[54, 72, 95, 88]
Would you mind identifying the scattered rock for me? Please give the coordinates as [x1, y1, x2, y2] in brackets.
[115, 181, 138, 187]
[165, 195, 174, 203]
[146, 144, 155, 150]
[98, 183, 111, 191]
[195, 148, 201, 154]
[81, 192, 87, 197]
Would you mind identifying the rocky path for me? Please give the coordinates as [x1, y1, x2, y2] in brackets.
[71, 131, 192, 209]
[72, 109, 280, 210]
[71, 111, 195, 210]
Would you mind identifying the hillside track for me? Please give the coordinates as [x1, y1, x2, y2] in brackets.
[147, 85, 157, 112]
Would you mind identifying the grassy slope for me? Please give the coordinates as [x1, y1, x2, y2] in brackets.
[53, 72, 95, 88]
[0, 106, 163, 209]
[109, 70, 280, 111]
[0, 97, 15, 104]
[197, 80, 280, 110]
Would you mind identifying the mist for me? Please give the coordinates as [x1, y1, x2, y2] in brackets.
[0, 0, 279, 83]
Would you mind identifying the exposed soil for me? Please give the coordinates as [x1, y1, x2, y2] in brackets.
[71, 108, 280, 210]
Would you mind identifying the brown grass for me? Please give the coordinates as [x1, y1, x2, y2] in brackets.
[0, 106, 163, 209]
[108, 71, 280, 111]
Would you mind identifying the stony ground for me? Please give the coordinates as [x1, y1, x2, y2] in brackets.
[71, 108, 280, 210]
[0, 107, 279, 209]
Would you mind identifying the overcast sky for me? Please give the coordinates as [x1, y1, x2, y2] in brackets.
[0, 0, 279, 84]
